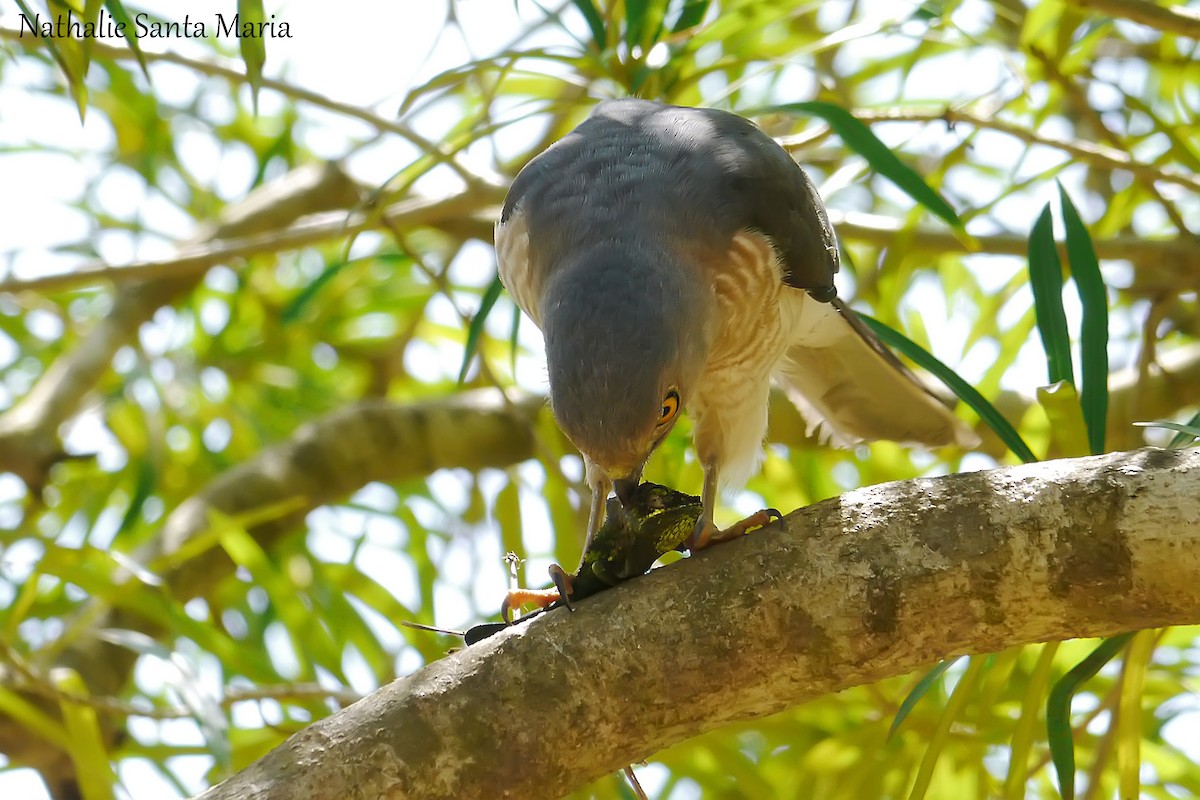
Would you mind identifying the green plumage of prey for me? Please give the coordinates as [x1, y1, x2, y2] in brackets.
[562, 481, 703, 600]
[500, 482, 774, 626]
[405, 482, 772, 645]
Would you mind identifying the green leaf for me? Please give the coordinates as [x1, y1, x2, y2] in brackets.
[1004, 641, 1060, 799]
[1027, 203, 1075, 387]
[18, 0, 90, 121]
[670, 0, 711, 32]
[237, 0, 267, 112]
[1133, 418, 1200, 446]
[103, 0, 149, 79]
[281, 254, 409, 324]
[625, 0, 649, 50]
[458, 273, 504, 384]
[760, 101, 963, 230]
[213, 515, 341, 679]
[1116, 631, 1156, 800]
[116, 459, 156, 537]
[889, 657, 958, 739]
[0, 685, 72, 751]
[1058, 184, 1108, 455]
[572, 0, 607, 49]
[908, 656, 987, 800]
[1047, 633, 1135, 800]
[859, 315, 1038, 463]
[509, 304, 522, 378]
[1037, 382, 1090, 458]
[54, 669, 118, 800]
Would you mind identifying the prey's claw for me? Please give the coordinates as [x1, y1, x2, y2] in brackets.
[548, 563, 576, 612]
[764, 508, 782, 520]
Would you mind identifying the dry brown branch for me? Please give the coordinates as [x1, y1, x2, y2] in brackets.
[194, 447, 1200, 800]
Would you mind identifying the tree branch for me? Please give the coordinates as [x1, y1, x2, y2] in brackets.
[3, 202, 1191, 299]
[0, 162, 362, 491]
[1063, 0, 1200, 38]
[194, 447, 1200, 800]
[831, 211, 1200, 292]
[156, 390, 544, 597]
[0, 186, 506, 295]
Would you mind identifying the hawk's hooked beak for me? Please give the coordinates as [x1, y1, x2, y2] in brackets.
[613, 470, 642, 508]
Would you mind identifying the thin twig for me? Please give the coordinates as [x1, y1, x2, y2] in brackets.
[0, 187, 504, 295]
[786, 107, 1200, 193]
[1063, 0, 1200, 38]
[0, 26, 480, 186]
[5, 201, 1195, 298]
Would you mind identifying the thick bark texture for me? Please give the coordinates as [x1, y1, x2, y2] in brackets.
[196, 447, 1200, 800]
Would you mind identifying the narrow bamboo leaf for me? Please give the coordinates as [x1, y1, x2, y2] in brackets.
[1116, 631, 1156, 800]
[671, 0, 711, 31]
[214, 517, 340, 677]
[1167, 410, 1200, 448]
[1027, 203, 1074, 386]
[81, 0, 103, 66]
[761, 101, 963, 230]
[572, 0, 607, 49]
[237, 0, 267, 112]
[53, 669, 118, 800]
[509, 304, 521, 378]
[281, 254, 408, 323]
[458, 273, 505, 384]
[116, 459, 156, 536]
[1036, 382, 1090, 458]
[1004, 641, 1061, 799]
[1047, 633, 1135, 800]
[860, 315, 1038, 463]
[1058, 184, 1108, 455]
[908, 657, 986, 800]
[889, 658, 958, 739]
[1133, 419, 1200, 445]
[625, 0, 649, 49]
[17, 0, 89, 121]
[0, 685, 72, 751]
[103, 0, 149, 79]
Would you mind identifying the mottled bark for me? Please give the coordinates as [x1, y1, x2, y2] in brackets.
[196, 447, 1200, 800]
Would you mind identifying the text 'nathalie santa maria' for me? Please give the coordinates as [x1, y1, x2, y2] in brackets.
[18, 10, 292, 39]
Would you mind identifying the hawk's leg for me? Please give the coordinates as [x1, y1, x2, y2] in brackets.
[689, 463, 780, 550]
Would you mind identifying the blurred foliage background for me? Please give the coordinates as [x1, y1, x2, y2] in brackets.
[1, 0, 1199, 798]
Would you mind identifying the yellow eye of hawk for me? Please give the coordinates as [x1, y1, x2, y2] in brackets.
[658, 390, 680, 426]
